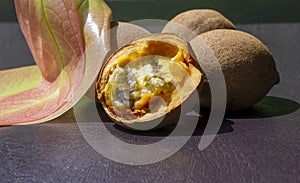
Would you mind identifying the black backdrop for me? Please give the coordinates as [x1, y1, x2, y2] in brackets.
[1, 0, 300, 23]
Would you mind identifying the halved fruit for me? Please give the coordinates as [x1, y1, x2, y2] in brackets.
[96, 33, 202, 127]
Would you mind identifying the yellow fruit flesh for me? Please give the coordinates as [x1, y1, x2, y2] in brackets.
[102, 41, 191, 119]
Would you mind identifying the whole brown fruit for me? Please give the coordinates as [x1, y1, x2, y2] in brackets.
[190, 29, 280, 111]
[110, 22, 151, 50]
[162, 9, 235, 41]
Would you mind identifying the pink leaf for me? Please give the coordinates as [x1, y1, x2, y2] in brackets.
[0, 0, 111, 125]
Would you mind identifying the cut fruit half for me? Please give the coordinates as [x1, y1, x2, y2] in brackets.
[96, 33, 203, 127]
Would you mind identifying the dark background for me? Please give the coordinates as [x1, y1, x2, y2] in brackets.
[1, 0, 300, 23]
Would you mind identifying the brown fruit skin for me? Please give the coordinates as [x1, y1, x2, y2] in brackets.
[162, 9, 235, 41]
[110, 22, 151, 49]
[193, 29, 280, 111]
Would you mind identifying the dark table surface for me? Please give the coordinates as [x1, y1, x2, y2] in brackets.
[0, 23, 299, 182]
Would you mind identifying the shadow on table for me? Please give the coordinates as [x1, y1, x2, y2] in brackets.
[96, 97, 234, 137]
[45, 96, 298, 140]
[108, 96, 299, 137]
[45, 109, 77, 124]
[225, 96, 300, 119]
[113, 115, 234, 137]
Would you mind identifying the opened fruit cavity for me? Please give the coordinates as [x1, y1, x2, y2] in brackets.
[96, 34, 202, 124]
